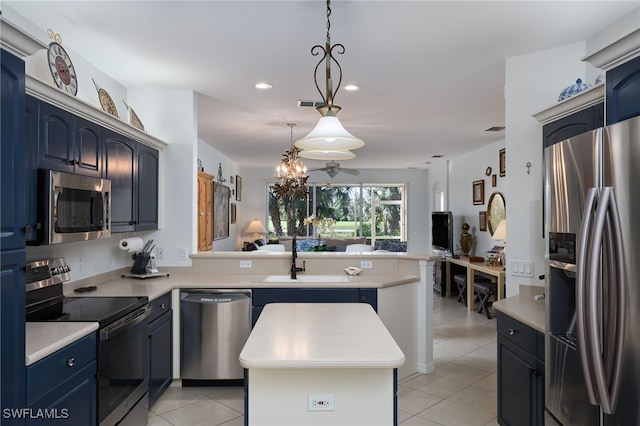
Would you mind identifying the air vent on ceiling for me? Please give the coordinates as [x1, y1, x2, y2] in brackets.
[485, 126, 505, 132]
[431, 155, 444, 158]
[297, 100, 326, 108]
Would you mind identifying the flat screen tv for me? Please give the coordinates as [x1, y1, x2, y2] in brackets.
[432, 211, 453, 253]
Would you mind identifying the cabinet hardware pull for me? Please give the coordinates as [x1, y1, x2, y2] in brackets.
[160, 304, 166, 309]
[509, 328, 517, 335]
[67, 358, 76, 367]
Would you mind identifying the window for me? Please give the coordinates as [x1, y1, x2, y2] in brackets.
[267, 183, 407, 245]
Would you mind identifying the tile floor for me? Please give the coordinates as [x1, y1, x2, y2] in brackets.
[148, 293, 499, 426]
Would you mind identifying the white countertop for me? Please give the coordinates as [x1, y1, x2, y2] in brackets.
[25, 322, 98, 366]
[239, 303, 406, 369]
[493, 285, 545, 333]
[63, 272, 421, 301]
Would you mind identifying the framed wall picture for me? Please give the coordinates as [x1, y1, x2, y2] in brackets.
[479, 211, 487, 231]
[473, 180, 485, 205]
[499, 148, 506, 177]
[492, 174, 497, 187]
[235, 175, 242, 201]
[213, 182, 230, 240]
[230, 203, 237, 224]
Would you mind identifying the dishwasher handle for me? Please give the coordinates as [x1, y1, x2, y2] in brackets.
[180, 292, 250, 305]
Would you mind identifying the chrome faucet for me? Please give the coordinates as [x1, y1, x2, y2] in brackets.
[290, 235, 306, 279]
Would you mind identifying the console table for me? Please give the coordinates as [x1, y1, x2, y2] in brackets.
[446, 257, 506, 311]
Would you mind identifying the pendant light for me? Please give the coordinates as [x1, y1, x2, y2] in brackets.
[295, 0, 364, 155]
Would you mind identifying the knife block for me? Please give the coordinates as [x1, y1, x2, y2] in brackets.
[131, 252, 151, 275]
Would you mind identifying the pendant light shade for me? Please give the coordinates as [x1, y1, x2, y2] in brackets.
[296, 0, 364, 154]
[298, 149, 356, 161]
[295, 115, 364, 151]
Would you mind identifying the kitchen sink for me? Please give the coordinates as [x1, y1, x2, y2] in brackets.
[263, 275, 350, 283]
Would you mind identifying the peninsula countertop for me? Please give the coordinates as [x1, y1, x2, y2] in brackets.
[492, 285, 545, 333]
[239, 303, 406, 369]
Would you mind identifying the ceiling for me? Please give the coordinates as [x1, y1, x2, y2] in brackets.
[5, 1, 638, 171]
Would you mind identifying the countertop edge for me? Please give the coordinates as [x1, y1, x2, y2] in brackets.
[493, 285, 545, 333]
[239, 357, 407, 370]
[26, 322, 99, 366]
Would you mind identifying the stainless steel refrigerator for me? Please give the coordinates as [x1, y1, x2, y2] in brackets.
[544, 115, 640, 426]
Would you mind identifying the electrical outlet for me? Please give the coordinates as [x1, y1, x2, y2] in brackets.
[308, 394, 334, 411]
[360, 260, 373, 269]
[240, 260, 252, 268]
[179, 247, 188, 260]
[156, 247, 164, 260]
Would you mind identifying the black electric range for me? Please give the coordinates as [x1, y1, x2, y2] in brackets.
[25, 258, 151, 426]
[25, 258, 147, 327]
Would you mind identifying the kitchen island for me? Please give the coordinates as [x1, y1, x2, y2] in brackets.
[239, 303, 405, 426]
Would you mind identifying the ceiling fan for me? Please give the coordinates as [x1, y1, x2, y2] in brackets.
[309, 161, 360, 178]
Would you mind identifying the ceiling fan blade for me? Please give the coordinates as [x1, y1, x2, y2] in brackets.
[341, 168, 360, 176]
[308, 167, 330, 172]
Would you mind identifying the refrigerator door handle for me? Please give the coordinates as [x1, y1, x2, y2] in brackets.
[576, 187, 599, 406]
[587, 187, 626, 415]
[604, 187, 626, 414]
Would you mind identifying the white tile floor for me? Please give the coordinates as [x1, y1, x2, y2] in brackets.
[148, 293, 499, 426]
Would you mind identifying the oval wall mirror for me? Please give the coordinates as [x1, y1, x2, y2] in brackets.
[487, 192, 506, 235]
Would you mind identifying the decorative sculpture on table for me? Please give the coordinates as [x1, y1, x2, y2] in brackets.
[459, 222, 473, 256]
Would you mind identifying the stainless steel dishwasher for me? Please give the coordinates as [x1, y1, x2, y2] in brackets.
[180, 289, 251, 381]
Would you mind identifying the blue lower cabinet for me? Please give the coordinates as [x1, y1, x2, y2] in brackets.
[26, 333, 97, 426]
[148, 310, 173, 406]
[251, 287, 377, 324]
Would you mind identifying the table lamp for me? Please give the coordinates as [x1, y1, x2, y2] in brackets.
[492, 219, 507, 268]
[245, 219, 267, 241]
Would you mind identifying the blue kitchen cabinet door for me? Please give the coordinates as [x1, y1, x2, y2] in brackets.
[26, 362, 97, 426]
[1, 49, 27, 418]
[36, 101, 75, 174]
[148, 310, 173, 406]
[26, 333, 97, 426]
[1, 250, 27, 420]
[1, 49, 27, 251]
[542, 103, 604, 148]
[136, 144, 159, 231]
[606, 55, 640, 125]
[104, 129, 137, 233]
[251, 287, 377, 325]
[37, 100, 102, 177]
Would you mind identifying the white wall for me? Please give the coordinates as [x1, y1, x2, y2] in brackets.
[237, 167, 431, 253]
[448, 140, 506, 256]
[503, 41, 595, 296]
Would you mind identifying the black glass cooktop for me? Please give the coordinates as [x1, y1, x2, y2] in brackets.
[26, 296, 148, 327]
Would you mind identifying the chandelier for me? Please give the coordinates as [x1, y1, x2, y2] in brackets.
[273, 123, 309, 200]
[295, 0, 364, 159]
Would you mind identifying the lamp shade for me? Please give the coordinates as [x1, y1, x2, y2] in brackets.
[492, 219, 507, 241]
[295, 115, 364, 151]
[245, 219, 267, 236]
[298, 149, 356, 161]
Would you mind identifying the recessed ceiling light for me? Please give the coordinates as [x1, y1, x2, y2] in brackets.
[255, 82, 273, 90]
[485, 126, 505, 132]
[344, 84, 361, 91]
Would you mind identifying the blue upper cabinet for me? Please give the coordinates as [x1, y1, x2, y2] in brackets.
[1, 49, 27, 251]
[606, 55, 640, 125]
[136, 144, 159, 231]
[1, 48, 27, 416]
[36, 98, 103, 177]
[104, 129, 137, 233]
[542, 103, 604, 148]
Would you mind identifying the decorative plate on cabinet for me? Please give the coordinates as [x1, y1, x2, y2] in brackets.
[123, 100, 145, 131]
[92, 78, 119, 118]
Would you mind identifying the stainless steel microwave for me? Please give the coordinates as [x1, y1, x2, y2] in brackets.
[38, 169, 111, 245]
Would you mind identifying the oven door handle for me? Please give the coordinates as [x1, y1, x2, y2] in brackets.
[100, 306, 151, 341]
